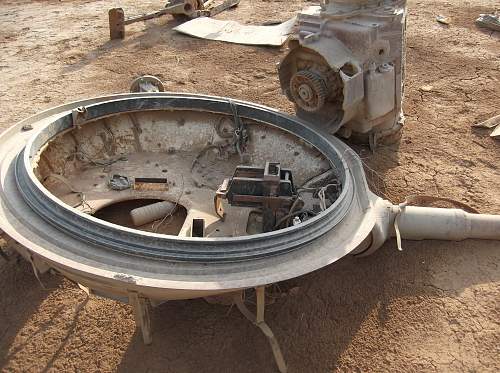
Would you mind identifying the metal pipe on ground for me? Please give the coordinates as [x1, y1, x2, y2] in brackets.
[395, 206, 500, 241]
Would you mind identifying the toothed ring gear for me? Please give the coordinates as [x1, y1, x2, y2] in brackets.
[289, 70, 329, 112]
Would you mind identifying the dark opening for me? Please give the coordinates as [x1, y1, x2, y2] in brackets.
[93, 199, 187, 235]
[191, 218, 205, 237]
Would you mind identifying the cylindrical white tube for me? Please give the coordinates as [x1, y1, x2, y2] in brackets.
[130, 201, 176, 227]
[395, 206, 500, 241]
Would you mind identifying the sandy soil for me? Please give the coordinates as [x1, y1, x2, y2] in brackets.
[1, 0, 499, 372]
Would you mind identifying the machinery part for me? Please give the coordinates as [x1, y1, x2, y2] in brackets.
[233, 287, 287, 373]
[0, 231, 9, 261]
[130, 75, 165, 93]
[167, 0, 205, 19]
[109, 8, 126, 40]
[1, 92, 499, 370]
[108, 0, 240, 40]
[216, 162, 297, 232]
[1, 93, 360, 273]
[129, 291, 152, 345]
[289, 70, 329, 113]
[2, 92, 499, 293]
[12, 96, 353, 263]
[201, 0, 240, 17]
[108, 174, 132, 190]
[130, 201, 177, 227]
[278, 0, 408, 143]
[395, 206, 500, 242]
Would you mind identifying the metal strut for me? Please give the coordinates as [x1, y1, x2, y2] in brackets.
[233, 287, 287, 373]
[129, 291, 153, 345]
[0, 231, 8, 261]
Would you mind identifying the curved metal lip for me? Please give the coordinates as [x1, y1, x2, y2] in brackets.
[15, 94, 354, 263]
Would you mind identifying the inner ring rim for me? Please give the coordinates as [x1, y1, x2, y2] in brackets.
[16, 94, 354, 263]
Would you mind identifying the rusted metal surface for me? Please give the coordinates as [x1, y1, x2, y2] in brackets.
[278, 1, 408, 144]
[216, 162, 298, 232]
[130, 75, 165, 93]
[108, 0, 240, 40]
[108, 8, 125, 40]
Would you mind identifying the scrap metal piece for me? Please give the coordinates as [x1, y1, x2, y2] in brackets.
[71, 106, 88, 127]
[166, 0, 205, 18]
[130, 75, 165, 93]
[473, 114, 500, 138]
[108, 174, 132, 191]
[200, 0, 240, 17]
[233, 287, 287, 373]
[436, 15, 451, 25]
[476, 14, 500, 32]
[129, 292, 152, 345]
[173, 17, 296, 46]
[109, 8, 126, 40]
[473, 114, 500, 129]
[491, 125, 500, 139]
[278, 1, 408, 143]
[108, 0, 239, 40]
[216, 162, 297, 232]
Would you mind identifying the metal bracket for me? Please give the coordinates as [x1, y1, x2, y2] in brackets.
[214, 179, 228, 219]
[0, 229, 8, 261]
[233, 287, 287, 373]
[109, 1, 240, 40]
[128, 291, 153, 345]
[71, 106, 88, 127]
[201, 0, 240, 17]
[0, 245, 9, 261]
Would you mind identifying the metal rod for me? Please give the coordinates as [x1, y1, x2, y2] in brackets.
[233, 289, 288, 373]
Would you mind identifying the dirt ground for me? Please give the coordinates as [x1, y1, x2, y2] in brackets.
[0, 0, 499, 372]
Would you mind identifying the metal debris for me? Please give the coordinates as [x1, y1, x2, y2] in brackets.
[278, 2, 407, 144]
[108, 174, 132, 191]
[473, 114, 500, 138]
[109, 0, 240, 40]
[419, 85, 434, 92]
[476, 14, 500, 32]
[173, 17, 296, 46]
[491, 125, 500, 139]
[130, 75, 165, 93]
[436, 15, 451, 25]
[215, 162, 298, 232]
[473, 114, 500, 129]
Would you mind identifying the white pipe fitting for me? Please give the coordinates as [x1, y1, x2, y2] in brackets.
[359, 200, 500, 256]
[130, 201, 176, 227]
[394, 206, 500, 241]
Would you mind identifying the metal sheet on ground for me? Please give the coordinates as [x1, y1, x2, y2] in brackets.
[173, 17, 296, 46]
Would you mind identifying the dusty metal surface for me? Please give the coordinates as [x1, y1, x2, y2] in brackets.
[2, 92, 499, 372]
[216, 162, 300, 232]
[173, 16, 296, 46]
[279, 0, 407, 144]
[109, 0, 240, 40]
[0, 93, 380, 303]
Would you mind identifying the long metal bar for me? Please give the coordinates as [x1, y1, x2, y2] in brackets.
[123, 9, 171, 25]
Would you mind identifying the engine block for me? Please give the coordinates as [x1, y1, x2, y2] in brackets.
[278, 0, 407, 145]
